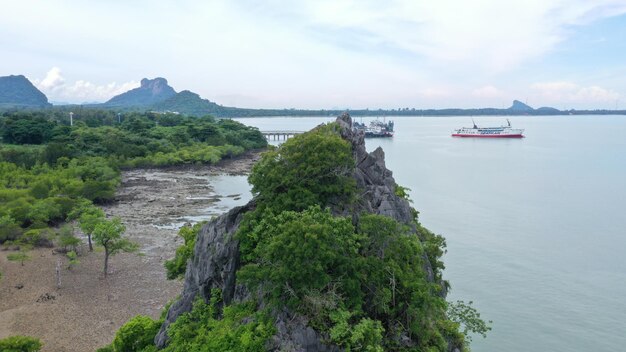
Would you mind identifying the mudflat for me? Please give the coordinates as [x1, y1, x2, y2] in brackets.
[0, 151, 260, 351]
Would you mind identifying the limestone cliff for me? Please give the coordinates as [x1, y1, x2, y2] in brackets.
[156, 113, 447, 350]
[105, 77, 176, 107]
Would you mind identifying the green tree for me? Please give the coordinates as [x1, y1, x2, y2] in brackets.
[248, 124, 355, 213]
[57, 225, 81, 253]
[238, 206, 361, 309]
[66, 250, 80, 270]
[1, 115, 55, 144]
[447, 300, 492, 345]
[7, 249, 30, 266]
[76, 205, 105, 251]
[329, 310, 384, 352]
[0, 215, 22, 243]
[92, 217, 138, 277]
[0, 335, 42, 352]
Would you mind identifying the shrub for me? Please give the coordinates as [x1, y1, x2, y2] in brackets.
[0, 335, 42, 351]
[112, 315, 160, 352]
[163, 295, 275, 352]
[0, 215, 22, 243]
[164, 222, 205, 280]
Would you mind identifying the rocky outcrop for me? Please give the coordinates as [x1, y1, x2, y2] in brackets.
[105, 77, 176, 107]
[269, 311, 340, 352]
[335, 112, 436, 284]
[335, 113, 415, 226]
[156, 113, 441, 350]
[155, 200, 254, 347]
[508, 99, 533, 111]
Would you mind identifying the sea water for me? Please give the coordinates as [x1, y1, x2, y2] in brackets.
[235, 115, 626, 352]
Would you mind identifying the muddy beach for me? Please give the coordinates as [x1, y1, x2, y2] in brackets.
[0, 152, 259, 351]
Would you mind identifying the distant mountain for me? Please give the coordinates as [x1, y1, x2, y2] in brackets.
[508, 100, 534, 111]
[0, 75, 51, 108]
[152, 90, 230, 116]
[105, 77, 176, 107]
[536, 106, 560, 114]
[82, 79, 595, 117]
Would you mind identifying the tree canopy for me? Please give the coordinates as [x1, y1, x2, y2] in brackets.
[92, 217, 138, 277]
[0, 110, 266, 247]
[248, 123, 355, 213]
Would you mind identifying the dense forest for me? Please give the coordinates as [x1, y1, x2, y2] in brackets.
[0, 109, 266, 247]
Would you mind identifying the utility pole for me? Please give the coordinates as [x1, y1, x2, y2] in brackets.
[56, 257, 61, 289]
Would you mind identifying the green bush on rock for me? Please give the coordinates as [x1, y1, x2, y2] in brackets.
[164, 222, 205, 280]
[248, 123, 355, 213]
[112, 315, 161, 352]
[163, 294, 275, 352]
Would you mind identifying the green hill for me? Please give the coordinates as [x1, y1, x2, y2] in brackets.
[151, 90, 233, 116]
[0, 75, 51, 108]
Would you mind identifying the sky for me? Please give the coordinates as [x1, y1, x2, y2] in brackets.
[1, 0, 626, 109]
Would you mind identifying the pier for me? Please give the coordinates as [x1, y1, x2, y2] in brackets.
[261, 130, 304, 140]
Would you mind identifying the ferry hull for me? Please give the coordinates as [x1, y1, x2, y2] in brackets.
[451, 134, 524, 138]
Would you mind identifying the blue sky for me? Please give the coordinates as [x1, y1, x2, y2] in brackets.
[1, 0, 625, 109]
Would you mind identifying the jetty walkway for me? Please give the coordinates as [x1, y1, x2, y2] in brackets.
[261, 130, 304, 140]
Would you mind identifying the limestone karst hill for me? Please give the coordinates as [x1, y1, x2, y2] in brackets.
[155, 113, 463, 351]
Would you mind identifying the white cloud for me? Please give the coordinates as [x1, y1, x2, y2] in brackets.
[531, 81, 620, 103]
[35, 67, 139, 103]
[38, 67, 65, 90]
[244, 0, 626, 72]
[2, 1, 626, 108]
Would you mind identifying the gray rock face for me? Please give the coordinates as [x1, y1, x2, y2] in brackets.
[268, 310, 341, 352]
[105, 77, 176, 107]
[156, 113, 445, 350]
[336, 113, 435, 284]
[335, 113, 415, 225]
[155, 201, 254, 347]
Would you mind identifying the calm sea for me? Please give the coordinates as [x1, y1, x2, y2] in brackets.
[234, 115, 626, 352]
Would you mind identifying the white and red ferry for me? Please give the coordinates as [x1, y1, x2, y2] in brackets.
[452, 119, 524, 138]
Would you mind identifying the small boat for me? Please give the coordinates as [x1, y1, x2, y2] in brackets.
[353, 119, 394, 138]
[452, 119, 524, 138]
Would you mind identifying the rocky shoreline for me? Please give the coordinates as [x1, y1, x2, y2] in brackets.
[0, 150, 261, 352]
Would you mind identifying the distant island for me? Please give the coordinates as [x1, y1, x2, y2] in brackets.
[1, 74, 625, 117]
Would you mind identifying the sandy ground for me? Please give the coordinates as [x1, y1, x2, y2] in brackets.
[0, 152, 260, 351]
